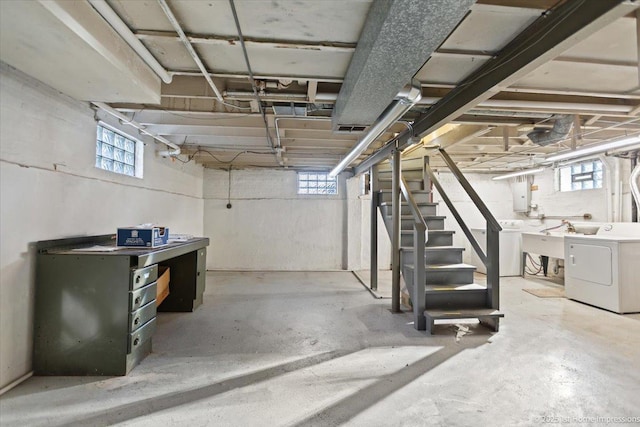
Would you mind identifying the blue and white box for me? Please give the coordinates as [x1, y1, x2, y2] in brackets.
[117, 226, 169, 247]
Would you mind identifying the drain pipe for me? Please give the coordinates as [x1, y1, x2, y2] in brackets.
[599, 155, 614, 222]
[157, 0, 224, 101]
[631, 155, 640, 222]
[88, 0, 172, 84]
[93, 102, 181, 156]
[329, 80, 422, 177]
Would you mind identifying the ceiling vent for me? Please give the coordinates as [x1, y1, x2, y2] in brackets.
[272, 103, 307, 117]
[335, 125, 368, 134]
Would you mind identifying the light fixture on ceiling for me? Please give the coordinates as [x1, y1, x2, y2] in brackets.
[545, 135, 640, 163]
[492, 167, 545, 181]
[329, 80, 422, 178]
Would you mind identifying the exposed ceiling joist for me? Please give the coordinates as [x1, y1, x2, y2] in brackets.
[355, 0, 639, 175]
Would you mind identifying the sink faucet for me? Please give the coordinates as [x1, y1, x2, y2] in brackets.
[563, 220, 575, 233]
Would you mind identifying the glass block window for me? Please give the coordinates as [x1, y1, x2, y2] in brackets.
[558, 159, 603, 192]
[96, 124, 139, 177]
[298, 172, 338, 195]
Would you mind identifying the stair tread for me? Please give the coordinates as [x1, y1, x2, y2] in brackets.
[378, 166, 424, 172]
[425, 283, 487, 291]
[427, 263, 477, 271]
[401, 230, 453, 234]
[406, 263, 476, 271]
[378, 177, 423, 182]
[401, 246, 465, 251]
[378, 189, 430, 193]
[380, 201, 437, 207]
[424, 308, 504, 319]
[394, 215, 445, 219]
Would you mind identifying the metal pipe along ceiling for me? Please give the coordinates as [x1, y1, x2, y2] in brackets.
[157, 0, 224, 101]
[92, 102, 181, 157]
[329, 80, 422, 177]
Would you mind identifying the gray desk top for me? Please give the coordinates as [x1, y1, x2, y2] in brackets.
[38, 236, 210, 267]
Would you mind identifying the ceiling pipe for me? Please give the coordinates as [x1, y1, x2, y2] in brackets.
[92, 102, 181, 157]
[157, 0, 224, 101]
[88, 0, 172, 84]
[329, 80, 422, 177]
[222, 90, 632, 114]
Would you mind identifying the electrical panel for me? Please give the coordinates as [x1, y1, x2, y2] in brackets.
[512, 176, 531, 212]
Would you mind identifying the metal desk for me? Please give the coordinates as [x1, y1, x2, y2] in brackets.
[34, 234, 209, 375]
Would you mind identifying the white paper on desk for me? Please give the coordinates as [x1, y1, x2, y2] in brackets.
[72, 245, 124, 252]
[168, 234, 193, 242]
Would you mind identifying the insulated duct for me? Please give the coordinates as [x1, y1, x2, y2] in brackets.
[329, 80, 421, 177]
[527, 114, 574, 146]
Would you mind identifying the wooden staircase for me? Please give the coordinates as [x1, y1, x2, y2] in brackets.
[373, 153, 503, 334]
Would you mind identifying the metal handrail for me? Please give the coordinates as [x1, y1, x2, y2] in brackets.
[399, 177, 429, 233]
[399, 176, 427, 330]
[424, 164, 488, 265]
[433, 148, 501, 308]
[438, 149, 502, 232]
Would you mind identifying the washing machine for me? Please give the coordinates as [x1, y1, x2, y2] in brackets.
[470, 220, 523, 277]
[564, 223, 640, 314]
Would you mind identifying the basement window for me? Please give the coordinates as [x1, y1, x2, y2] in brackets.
[297, 172, 338, 195]
[95, 124, 142, 178]
[558, 159, 603, 192]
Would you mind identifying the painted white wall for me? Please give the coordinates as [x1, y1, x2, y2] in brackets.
[0, 64, 204, 389]
[203, 168, 348, 270]
[431, 172, 515, 263]
[431, 169, 624, 264]
[528, 169, 608, 223]
[345, 175, 391, 271]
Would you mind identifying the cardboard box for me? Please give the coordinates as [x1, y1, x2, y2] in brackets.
[117, 226, 169, 247]
[156, 266, 170, 306]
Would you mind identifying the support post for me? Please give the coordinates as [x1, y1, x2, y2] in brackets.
[391, 148, 401, 312]
[486, 228, 500, 309]
[423, 156, 431, 200]
[413, 223, 426, 330]
[370, 167, 378, 291]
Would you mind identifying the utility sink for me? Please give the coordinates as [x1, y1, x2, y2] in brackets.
[521, 232, 565, 259]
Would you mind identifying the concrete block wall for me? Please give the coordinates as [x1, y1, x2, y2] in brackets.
[0, 64, 204, 390]
[203, 168, 348, 270]
[431, 172, 516, 263]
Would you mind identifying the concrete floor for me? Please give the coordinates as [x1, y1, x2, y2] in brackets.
[1, 271, 639, 426]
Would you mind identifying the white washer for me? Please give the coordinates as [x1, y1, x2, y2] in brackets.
[564, 223, 640, 314]
[470, 220, 523, 277]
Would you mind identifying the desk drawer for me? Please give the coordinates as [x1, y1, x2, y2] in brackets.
[129, 300, 156, 333]
[130, 282, 157, 311]
[131, 265, 158, 290]
[128, 317, 156, 353]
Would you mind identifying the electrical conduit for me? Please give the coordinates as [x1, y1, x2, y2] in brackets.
[92, 102, 181, 156]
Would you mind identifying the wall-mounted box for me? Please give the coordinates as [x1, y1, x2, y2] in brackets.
[512, 178, 531, 212]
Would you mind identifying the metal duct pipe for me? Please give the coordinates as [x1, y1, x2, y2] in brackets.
[329, 80, 421, 177]
[527, 114, 574, 146]
[157, 0, 224, 101]
[92, 102, 181, 156]
[88, 0, 172, 84]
